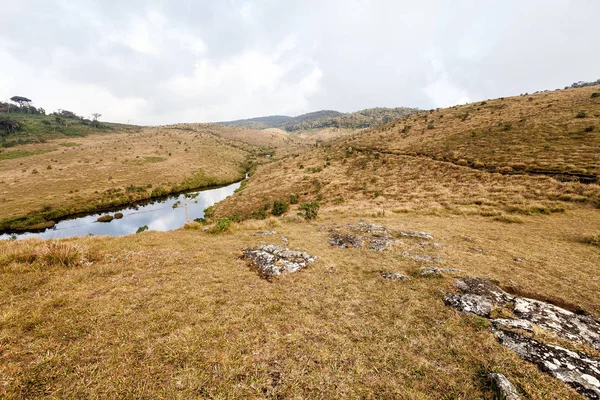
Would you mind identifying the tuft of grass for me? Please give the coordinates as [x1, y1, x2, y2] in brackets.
[0, 240, 96, 269]
[579, 234, 600, 247]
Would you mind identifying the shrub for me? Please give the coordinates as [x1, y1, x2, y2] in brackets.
[203, 206, 214, 218]
[212, 218, 231, 232]
[584, 126, 595, 133]
[271, 200, 289, 216]
[289, 193, 299, 204]
[591, 92, 600, 98]
[136, 225, 149, 233]
[427, 122, 435, 130]
[576, 111, 588, 118]
[299, 201, 320, 220]
[580, 234, 600, 247]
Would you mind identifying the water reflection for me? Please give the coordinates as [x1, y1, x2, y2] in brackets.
[1, 181, 241, 240]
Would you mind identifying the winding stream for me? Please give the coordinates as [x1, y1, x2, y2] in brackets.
[0, 181, 241, 240]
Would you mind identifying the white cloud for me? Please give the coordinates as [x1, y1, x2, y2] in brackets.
[1, 0, 599, 124]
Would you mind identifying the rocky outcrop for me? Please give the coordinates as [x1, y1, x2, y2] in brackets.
[242, 245, 316, 278]
[419, 266, 462, 277]
[398, 230, 434, 240]
[495, 329, 600, 399]
[445, 277, 600, 399]
[328, 233, 363, 248]
[488, 373, 522, 400]
[327, 221, 396, 251]
[381, 272, 411, 280]
[255, 231, 277, 236]
[513, 297, 600, 352]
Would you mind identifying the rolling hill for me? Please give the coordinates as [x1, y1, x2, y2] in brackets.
[219, 107, 419, 132]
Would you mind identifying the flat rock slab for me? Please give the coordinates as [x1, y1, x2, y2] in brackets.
[445, 277, 600, 399]
[420, 266, 462, 277]
[398, 230, 434, 240]
[327, 222, 396, 251]
[242, 245, 316, 278]
[488, 373, 523, 400]
[381, 272, 411, 280]
[447, 278, 600, 351]
[513, 297, 600, 352]
[495, 329, 600, 399]
[329, 233, 363, 248]
[254, 231, 277, 236]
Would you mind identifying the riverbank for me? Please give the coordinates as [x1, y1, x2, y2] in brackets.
[0, 170, 246, 235]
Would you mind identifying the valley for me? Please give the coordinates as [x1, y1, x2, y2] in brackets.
[1, 85, 599, 399]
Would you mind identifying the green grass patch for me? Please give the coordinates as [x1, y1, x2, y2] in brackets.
[0, 148, 55, 161]
[127, 156, 167, 165]
[59, 142, 81, 147]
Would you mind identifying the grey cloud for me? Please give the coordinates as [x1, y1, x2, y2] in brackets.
[0, 0, 598, 124]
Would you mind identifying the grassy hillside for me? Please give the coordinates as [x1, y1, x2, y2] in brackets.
[219, 107, 419, 132]
[1, 85, 599, 399]
[0, 111, 139, 147]
[352, 85, 600, 179]
[218, 115, 292, 130]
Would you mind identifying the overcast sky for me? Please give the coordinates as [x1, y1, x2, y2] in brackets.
[1, 0, 598, 125]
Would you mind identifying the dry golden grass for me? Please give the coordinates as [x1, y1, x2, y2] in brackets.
[351, 85, 600, 177]
[0, 125, 254, 229]
[214, 146, 599, 221]
[183, 123, 310, 151]
[1, 211, 598, 399]
[1, 86, 600, 399]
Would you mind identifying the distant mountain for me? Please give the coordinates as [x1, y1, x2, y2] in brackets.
[220, 115, 293, 130]
[219, 107, 419, 132]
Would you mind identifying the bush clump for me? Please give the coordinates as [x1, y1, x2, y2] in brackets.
[271, 200, 289, 216]
[289, 193, 299, 204]
[136, 225, 149, 233]
[591, 92, 600, 98]
[210, 218, 231, 233]
[299, 201, 320, 220]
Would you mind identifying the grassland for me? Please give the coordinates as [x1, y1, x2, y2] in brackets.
[352, 85, 600, 178]
[1, 86, 599, 399]
[1, 211, 598, 399]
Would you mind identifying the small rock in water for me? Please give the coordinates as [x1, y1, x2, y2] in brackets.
[97, 215, 114, 223]
[488, 373, 523, 400]
[255, 230, 277, 236]
[381, 272, 411, 280]
[419, 266, 462, 277]
[242, 245, 316, 279]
